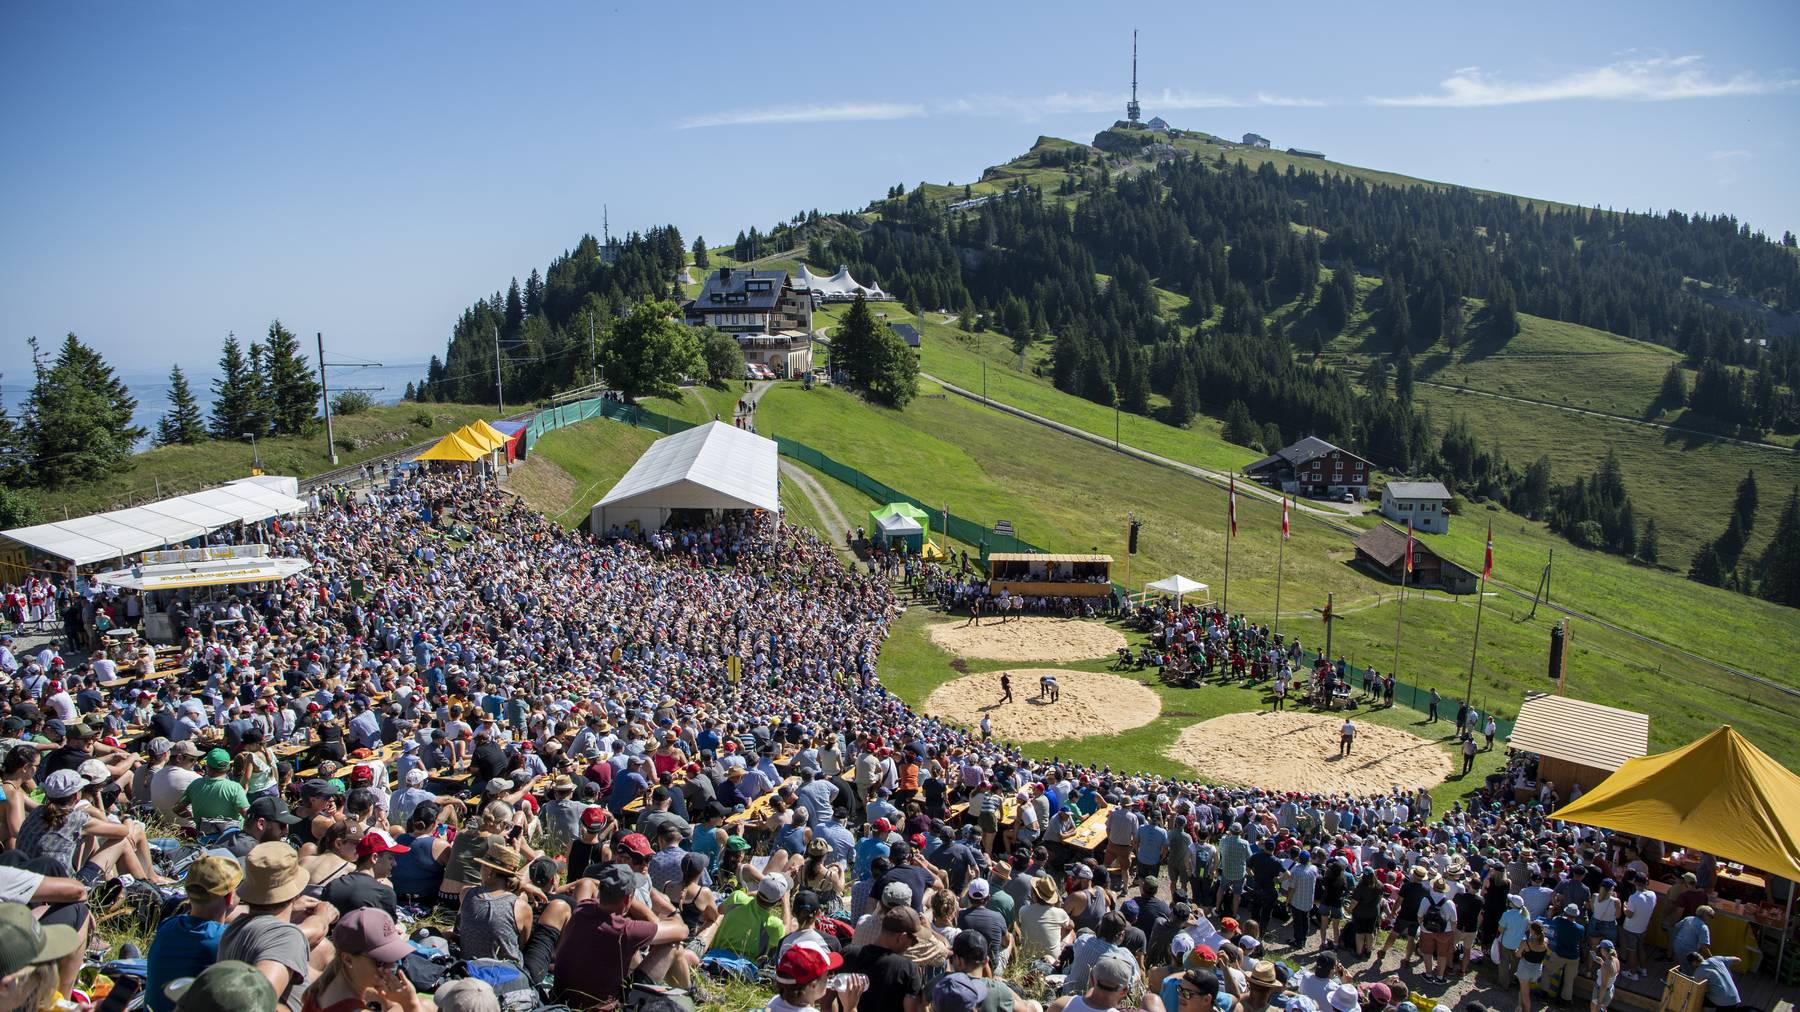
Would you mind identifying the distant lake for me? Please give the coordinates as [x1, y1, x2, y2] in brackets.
[2, 365, 429, 451]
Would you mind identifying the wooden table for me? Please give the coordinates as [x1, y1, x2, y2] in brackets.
[725, 776, 801, 829]
[1064, 804, 1114, 852]
[295, 741, 404, 781]
[100, 671, 170, 690]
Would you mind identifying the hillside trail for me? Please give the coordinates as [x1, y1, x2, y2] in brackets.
[780, 458, 852, 550]
[1416, 379, 1795, 456]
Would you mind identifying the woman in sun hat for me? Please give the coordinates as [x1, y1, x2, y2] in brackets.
[458, 843, 530, 966]
[301, 908, 423, 1012]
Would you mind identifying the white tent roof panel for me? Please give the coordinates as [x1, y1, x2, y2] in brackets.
[1, 524, 123, 567]
[794, 264, 888, 299]
[876, 513, 924, 535]
[0, 477, 307, 565]
[596, 422, 780, 515]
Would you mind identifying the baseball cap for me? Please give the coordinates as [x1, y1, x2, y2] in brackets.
[792, 889, 821, 914]
[169, 960, 276, 1012]
[331, 908, 415, 963]
[247, 796, 302, 825]
[881, 881, 914, 907]
[580, 806, 610, 829]
[594, 863, 635, 902]
[774, 941, 843, 986]
[933, 971, 988, 1012]
[357, 830, 412, 860]
[404, 767, 428, 786]
[1093, 955, 1135, 990]
[966, 878, 991, 900]
[617, 832, 653, 858]
[184, 855, 245, 899]
[303, 778, 346, 798]
[41, 768, 85, 800]
[172, 740, 204, 758]
[202, 748, 231, 770]
[873, 818, 893, 833]
[484, 777, 511, 794]
[0, 903, 80, 978]
[77, 758, 111, 785]
[756, 872, 791, 904]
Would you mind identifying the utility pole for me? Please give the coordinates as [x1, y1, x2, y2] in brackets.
[317, 332, 338, 465]
[493, 324, 505, 416]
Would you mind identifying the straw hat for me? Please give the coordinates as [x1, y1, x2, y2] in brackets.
[238, 841, 311, 905]
[474, 843, 524, 879]
[1031, 875, 1059, 904]
[1248, 961, 1282, 989]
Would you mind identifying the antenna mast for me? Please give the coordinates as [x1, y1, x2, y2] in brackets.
[1126, 29, 1141, 124]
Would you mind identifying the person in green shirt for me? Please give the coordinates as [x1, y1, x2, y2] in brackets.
[177, 749, 251, 829]
[711, 873, 792, 962]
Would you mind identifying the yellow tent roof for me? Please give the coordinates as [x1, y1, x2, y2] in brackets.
[1551, 726, 1800, 877]
[413, 431, 486, 462]
[453, 423, 508, 452]
[471, 419, 512, 445]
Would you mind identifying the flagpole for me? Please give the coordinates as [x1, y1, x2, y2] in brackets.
[1393, 576, 1406, 677]
[1273, 497, 1287, 638]
[1224, 474, 1234, 615]
[1467, 521, 1493, 703]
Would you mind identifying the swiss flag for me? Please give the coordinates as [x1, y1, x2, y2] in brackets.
[1281, 497, 1290, 541]
[1483, 521, 1494, 580]
[1405, 518, 1415, 574]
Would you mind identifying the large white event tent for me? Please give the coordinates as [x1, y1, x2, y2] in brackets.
[1, 479, 308, 567]
[1146, 574, 1209, 604]
[793, 264, 890, 301]
[590, 422, 780, 534]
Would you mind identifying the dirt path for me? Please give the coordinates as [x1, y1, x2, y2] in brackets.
[781, 458, 851, 547]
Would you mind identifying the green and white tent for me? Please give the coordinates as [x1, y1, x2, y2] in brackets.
[868, 502, 929, 552]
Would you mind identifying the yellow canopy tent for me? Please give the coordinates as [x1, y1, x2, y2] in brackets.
[455, 422, 509, 452]
[469, 420, 511, 447]
[413, 431, 486, 463]
[1552, 725, 1800, 970]
[1552, 725, 1800, 878]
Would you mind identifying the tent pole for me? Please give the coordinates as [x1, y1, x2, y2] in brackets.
[1780, 886, 1794, 981]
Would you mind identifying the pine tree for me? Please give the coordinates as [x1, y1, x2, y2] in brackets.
[1688, 543, 1726, 586]
[691, 237, 709, 270]
[504, 279, 525, 338]
[834, 295, 881, 387]
[1758, 487, 1800, 607]
[21, 334, 146, 486]
[867, 326, 919, 408]
[156, 365, 206, 446]
[1732, 469, 1759, 535]
[263, 320, 320, 436]
[210, 333, 259, 439]
[245, 341, 274, 439]
[1639, 517, 1660, 566]
[1658, 362, 1687, 409]
[1394, 350, 1415, 404]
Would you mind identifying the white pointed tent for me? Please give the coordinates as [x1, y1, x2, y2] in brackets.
[1146, 574, 1209, 603]
[590, 422, 780, 534]
[794, 264, 889, 301]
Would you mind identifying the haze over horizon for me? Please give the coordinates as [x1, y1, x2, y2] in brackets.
[3, 0, 1797, 378]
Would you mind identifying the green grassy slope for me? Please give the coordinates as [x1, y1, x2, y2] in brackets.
[21, 403, 499, 519]
[1317, 304, 1800, 566]
[753, 377, 1800, 762]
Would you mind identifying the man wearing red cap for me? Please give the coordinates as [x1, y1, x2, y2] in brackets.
[322, 829, 408, 919]
[769, 941, 865, 1012]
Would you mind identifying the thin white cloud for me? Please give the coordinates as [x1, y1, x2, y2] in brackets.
[676, 101, 924, 129]
[938, 88, 1325, 121]
[1709, 148, 1752, 187]
[1369, 55, 1797, 107]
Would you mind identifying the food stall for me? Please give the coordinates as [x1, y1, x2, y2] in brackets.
[1553, 726, 1797, 977]
[92, 545, 311, 641]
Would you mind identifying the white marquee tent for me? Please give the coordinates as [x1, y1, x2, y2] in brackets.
[591, 422, 780, 534]
[794, 264, 890, 301]
[1146, 574, 1209, 603]
[1, 479, 308, 566]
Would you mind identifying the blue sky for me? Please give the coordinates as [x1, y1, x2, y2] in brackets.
[2, 0, 1797, 380]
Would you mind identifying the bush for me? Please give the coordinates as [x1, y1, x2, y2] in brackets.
[411, 410, 435, 428]
[333, 437, 356, 452]
[332, 390, 375, 416]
